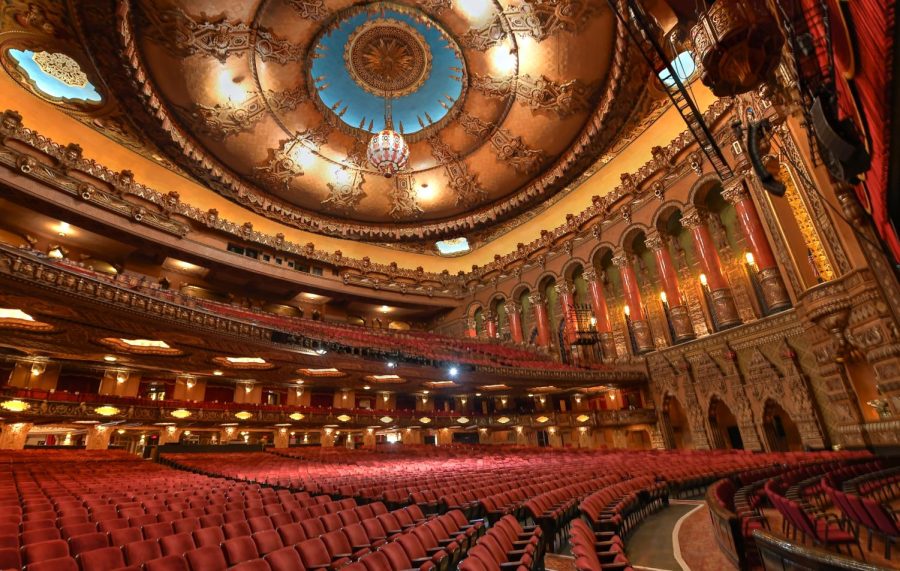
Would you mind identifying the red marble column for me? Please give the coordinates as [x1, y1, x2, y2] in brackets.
[645, 230, 695, 341]
[682, 207, 741, 328]
[583, 268, 617, 360]
[555, 281, 578, 346]
[506, 300, 524, 344]
[483, 309, 498, 339]
[722, 179, 791, 312]
[529, 292, 552, 349]
[613, 252, 654, 353]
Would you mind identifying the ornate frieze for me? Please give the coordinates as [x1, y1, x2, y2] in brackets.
[428, 137, 486, 208]
[471, 74, 594, 118]
[178, 96, 267, 140]
[254, 138, 305, 190]
[140, 4, 303, 64]
[322, 169, 366, 213]
[284, 0, 329, 20]
[389, 173, 424, 219]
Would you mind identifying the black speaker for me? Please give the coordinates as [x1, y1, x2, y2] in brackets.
[810, 95, 871, 183]
[748, 119, 787, 197]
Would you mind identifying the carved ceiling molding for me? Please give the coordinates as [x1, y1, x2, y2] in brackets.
[0, 94, 731, 297]
[457, 112, 544, 174]
[389, 173, 424, 220]
[177, 95, 268, 140]
[322, 169, 367, 214]
[64, 0, 640, 242]
[139, 3, 304, 64]
[471, 73, 595, 118]
[284, 0, 330, 21]
[254, 137, 305, 190]
[428, 137, 487, 208]
[463, 0, 597, 49]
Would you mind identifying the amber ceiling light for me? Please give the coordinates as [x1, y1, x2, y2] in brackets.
[1, 400, 30, 412]
[94, 406, 120, 417]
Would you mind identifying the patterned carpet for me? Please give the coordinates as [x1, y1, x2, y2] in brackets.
[676, 504, 737, 571]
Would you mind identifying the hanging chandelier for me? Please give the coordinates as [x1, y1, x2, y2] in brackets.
[367, 96, 409, 178]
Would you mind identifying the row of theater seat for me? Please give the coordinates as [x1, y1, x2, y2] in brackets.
[459, 516, 543, 571]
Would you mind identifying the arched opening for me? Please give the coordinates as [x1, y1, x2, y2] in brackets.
[490, 297, 507, 341]
[763, 400, 804, 452]
[516, 288, 534, 345]
[472, 307, 484, 338]
[708, 397, 743, 449]
[663, 396, 693, 449]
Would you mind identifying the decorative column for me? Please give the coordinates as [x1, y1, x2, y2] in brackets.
[645, 230, 695, 342]
[722, 179, 791, 312]
[483, 309, 497, 339]
[274, 428, 289, 449]
[555, 281, 578, 346]
[583, 268, 617, 360]
[681, 207, 741, 328]
[85, 425, 111, 450]
[613, 252, 654, 353]
[529, 292, 552, 349]
[505, 300, 524, 344]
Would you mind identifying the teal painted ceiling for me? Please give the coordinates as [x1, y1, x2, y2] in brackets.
[310, 6, 464, 136]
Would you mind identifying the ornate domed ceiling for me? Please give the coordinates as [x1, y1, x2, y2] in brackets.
[66, 0, 650, 242]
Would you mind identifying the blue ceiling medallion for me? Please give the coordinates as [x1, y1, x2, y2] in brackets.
[309, 3, 466, 140]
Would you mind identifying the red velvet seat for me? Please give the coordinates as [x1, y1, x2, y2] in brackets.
[193, 526, 225, 548]
[68, 532, 109, 556]
[225, 520, 253, 539]
[223, 536, 260, 566]
[25, 555, 79, 571]
[231, 559, 273, 571]
[124, 538, 163, 566]
[160, 532, 196, 556]
[277, 523, 307, 547]
[21, 528, 61, 545]
[144, 554, 189, 571]
[78, 545, 137, 571]
[110, 526, 143, 547]
[185, 546, 228, 571]
[264, 546, 306, 571]
[22, 539, 69, 565]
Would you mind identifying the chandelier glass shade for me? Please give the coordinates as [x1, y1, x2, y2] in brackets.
[367, 128, 409, 178]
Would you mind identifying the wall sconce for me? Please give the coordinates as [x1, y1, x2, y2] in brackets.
[659, 291, 668, 304]
[116, 370, 128, 384]
[421, 395, 428, 403]
[224, 427, 235, 436]
[500, 396, 508, 406]
[623, 304, 631, 317]
[574, 395, 582, 404]
[590, 316, 597, 327]
[539, 396, 546, 405]
[367, 428, 374, 434]
[244, 383, 254, 394]
[548, 427, 556, 434]
[744, 251, 756, 269]
[117, 429, 125, 435]
[515, 426, 523, 434]
[699, 273, 708, 288]
[303, 434, 309, 442]
[382, 392, 390, 402]
[460, 397, 467, 405]
[57, 222, 70, 237]
[279, 428, 287, 434]
[211, 434, 217, 443]
[609, 392, 616, 401]
[295, 387, 304, 398]
[166, 426, 176, 434]
[185, 377, 196, 390]
[342, 391, 348, 400]
[183, 430, 191, 436]
[30, 361, 47, 377]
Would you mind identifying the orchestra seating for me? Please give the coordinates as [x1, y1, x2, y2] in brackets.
[705, 453, 900, 569]
[0, 447, 885, 571]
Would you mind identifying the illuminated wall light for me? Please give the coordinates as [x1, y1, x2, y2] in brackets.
[244, 383, 254, 394]
[699, 273, 708, 287]
[185, 379, 196, 390]
[103, 355, 118, 362]
[171, 409, 191, 419]
[574, 395, 582, 404]
[460, 397, 467, 405]
[659, 291, 668, 304]
[0, 400, 30, 412]
[496, 416, 510, 424]
[548, 427, 556, 434]
[500, 396, 508, 406]
[30, 361, 46, 377]
[235, 411, 253, 420]
[212, 370, 224, 376]
[279, 428, 287, 434]
[623, 304, 631, 317]
[576, 414, 590, 422]
[745, 252, 756, 267]
[363, 385, 371, 390]
[380, 416, 393, 423]
[535, 416, 549, 423]
[456, 416, 469, 424]
[419, 417, 432, 424]
[590, 316, 597, 326]
[289, 413, 305, 421]
[515, 426, 523, 434]
[56, 221, 70, 237]
[336, 415, 351, 422]
[47, 247, 63, 259]
[115, 370, 128, 384]
[183, 430, 191, 436]
[303, 434, 309, 442]
[539, 396, 546, 405]
[94, 406, 120, 417]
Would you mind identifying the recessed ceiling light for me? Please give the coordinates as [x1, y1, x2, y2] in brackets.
[212, 370, 223, 376]
[225, 357, 266, 364]
[103, 355, 118, 362]
[386, 361, 396, 368]
[363, 385, 371, 390]
[0, 309, 34, 321]
[448, 366, 459, 377]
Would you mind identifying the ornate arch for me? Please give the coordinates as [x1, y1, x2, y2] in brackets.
[534, 271, 559, 292]
[619, 223, 650, 252]
[650, 200, 686, 231]
[589, 242, 617, 268]
[561, 258, 587, 282]
[510, 283, 531, 300]
[687, 173, 723, 208]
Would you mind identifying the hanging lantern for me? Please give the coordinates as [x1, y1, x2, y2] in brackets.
[367, 129, 409, 178]
[690, 0, 783, 96]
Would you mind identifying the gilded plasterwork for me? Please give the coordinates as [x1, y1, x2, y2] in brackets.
[32, 51, 88, 87]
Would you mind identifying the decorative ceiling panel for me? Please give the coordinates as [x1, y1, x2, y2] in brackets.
[65, 0, 647, 241]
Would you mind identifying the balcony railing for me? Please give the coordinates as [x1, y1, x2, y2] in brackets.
[0, 388, 655, 429]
